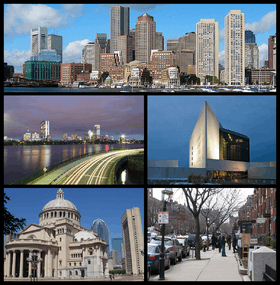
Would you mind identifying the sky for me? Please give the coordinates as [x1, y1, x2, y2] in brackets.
[4, 95, 144, 140]
[4, 3, 276, 73]
[148, 95, 276, 167]
[4, 188, 144, 251]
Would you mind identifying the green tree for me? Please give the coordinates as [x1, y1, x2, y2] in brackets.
[3, 193, 26, 234]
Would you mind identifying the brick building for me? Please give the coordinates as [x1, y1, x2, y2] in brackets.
[60, 63, 92, 86]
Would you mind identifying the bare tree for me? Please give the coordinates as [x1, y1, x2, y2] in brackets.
[182, 188, 221, 259]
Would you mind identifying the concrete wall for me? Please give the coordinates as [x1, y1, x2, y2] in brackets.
[248, 167, 276, 180]
[252, 246, 276, 281]
[148, 160, 178, 167]
[148, 167, 206, 179]
[206, 158, 249, 172]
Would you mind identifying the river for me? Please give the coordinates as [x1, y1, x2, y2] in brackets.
[4, 144, 144, 185]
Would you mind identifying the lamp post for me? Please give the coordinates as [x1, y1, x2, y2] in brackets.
[158, 188, 173, 281]
[26, 252, 42, 282]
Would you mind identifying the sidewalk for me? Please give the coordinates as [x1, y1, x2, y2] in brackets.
[156, 247, 243, 281]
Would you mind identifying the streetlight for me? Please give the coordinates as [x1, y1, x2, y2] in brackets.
[26, 252, 43, 282]
[158, 188, 173, 281]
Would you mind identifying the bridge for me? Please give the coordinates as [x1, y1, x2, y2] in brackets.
[27, 149, 143, 185]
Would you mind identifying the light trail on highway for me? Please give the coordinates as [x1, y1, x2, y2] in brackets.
[53, 149, 143, 185]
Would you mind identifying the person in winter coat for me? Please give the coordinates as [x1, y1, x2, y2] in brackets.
[221, 234, 227, 257]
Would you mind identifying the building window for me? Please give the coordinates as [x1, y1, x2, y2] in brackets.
[88, 260, 91, 264]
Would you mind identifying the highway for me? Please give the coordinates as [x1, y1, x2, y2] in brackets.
[51, 149, 143, 185]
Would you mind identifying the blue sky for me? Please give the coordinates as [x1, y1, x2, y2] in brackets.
[4, 188, 144, 251]
[148, 95, 276, 167]
[4, 4, 276, 73]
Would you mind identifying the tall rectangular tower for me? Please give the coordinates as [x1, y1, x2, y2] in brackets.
[196, 19, 219, 83]
[48, 34, 63, 62]
[31, 27, 48, 57]
[110, 6, 130, 53]
[224, 10, 245, 86]
[40, 120, 50, 140]
[121, 207, 144, 275]
[135, 13, 156, 63]
[94, 125, 100, 139]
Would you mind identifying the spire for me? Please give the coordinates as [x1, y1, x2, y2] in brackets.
[56, 189, 64, 199]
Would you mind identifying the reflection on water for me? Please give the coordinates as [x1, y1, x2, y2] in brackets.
[4, 144, 144, 185]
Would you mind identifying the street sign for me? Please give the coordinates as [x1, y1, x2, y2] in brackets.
[250, 238, 258, 245]
[256, 218, 266, 223]
[158, 212, 169, 224]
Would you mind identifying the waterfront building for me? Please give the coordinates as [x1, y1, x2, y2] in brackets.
[24, 61, 61, 81]
[94, 33, 110, 72]
[196, 19, 219, 83]
[110, 6, 130, 53]
[60, 63, 92, 86]
[100, 53, 124, 83]
[161, 66, 180, 87]
[121, 207, 144, 275]
[91, 219, 110, 256]
[30, 49, 61, 63]
[245, 43, 259, 69]
[82, 42, 95, 69]
[135, 13, 156, 64]
[117, 35, 134, 64]
[40, 121, 49, 140]
[4, 189, 109, 279]
[48, 34, 63, 62]
[31, 132, 40, 141]
[224, 10, 245, 86]
[245, 30, 256, 43]
[124, 60, 147, 86]
[70, 134, 77, 141]
[268, 34, 276, 70]
[31, 27, 48, 57]
[23, 130, 31, 141]
[62, 133, 68, 141]
[176, 50, 195, 74]
[250, 68, 276, 85]
[94, 125, 100, 140]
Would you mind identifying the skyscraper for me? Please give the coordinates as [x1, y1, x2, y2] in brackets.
[94, 125, 100, 140]
[224, 10, 245, 86]
[48, 34, 63, 62]
[111, 238, 123, 262]
[40, 121, 49, 140]
[91, 218, 110, 256]
[110, 6, 130, 53]
[31, 27, 48, 57]
[121, 207, 144, 275]
[196, 19, 219, 83]
[135, 13, 156, 63]
[245, 30, 256, 43]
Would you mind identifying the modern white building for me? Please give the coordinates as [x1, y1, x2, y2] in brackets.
[4, 189, 109, 280]
[224, 10, 245, 86]
[31, 27, 48, 57]
[82, 42, 95, 69]
[94, 125, 100, 140]
[196, 19, 219, 83]
[40, 121, 50, 140]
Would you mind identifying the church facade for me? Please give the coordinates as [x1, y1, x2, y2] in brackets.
[4, 189, 109, 279]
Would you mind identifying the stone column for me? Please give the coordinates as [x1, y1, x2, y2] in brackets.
[19, 250, 24, 278]
[54, 250, 58, 277]
[37, 250, 42, 278]
[47, 248, 52, 277]
[44, 250, 48, 278]
[6, 251, 11, 277]
[12, 251, 16, 278]
[28, 251, 32, 277]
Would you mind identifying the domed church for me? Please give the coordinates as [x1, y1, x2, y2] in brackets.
[4, 189, 109, 279]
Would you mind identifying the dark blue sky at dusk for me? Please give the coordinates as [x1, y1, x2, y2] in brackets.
[4, 96, 144, 140]
[148, 95, 276, 167]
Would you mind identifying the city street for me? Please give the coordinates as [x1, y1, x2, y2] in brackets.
[150, 247, 243, 281]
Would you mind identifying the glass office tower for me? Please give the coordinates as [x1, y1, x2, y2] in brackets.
[40, 120, 49, 140]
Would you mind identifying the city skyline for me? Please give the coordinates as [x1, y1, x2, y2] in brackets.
[4, 188, 144, 251]
[4, 4, 276, 73]
[148, 96, 276, 167]
[4, 95, 144, 140]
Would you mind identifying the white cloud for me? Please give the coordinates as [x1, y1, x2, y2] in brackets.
[63, 39, 90, 63]
[4, 4, 84, 38]
[245, 10, 276, 34]
[258, 43, 268, 67]
[4, 49, 31, 73]
[219, 28, 225, 42]
[219, 50, 225, 66]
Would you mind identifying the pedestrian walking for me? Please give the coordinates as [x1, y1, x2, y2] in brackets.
[227, 235, 231, 250]
[218, 234, 222, 253]
[221, 234, 227, 256]
[232, 234, 237, 253]
[211, 234, 216, 250]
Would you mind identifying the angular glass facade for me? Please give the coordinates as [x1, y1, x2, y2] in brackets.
[219, 127, 250, 162]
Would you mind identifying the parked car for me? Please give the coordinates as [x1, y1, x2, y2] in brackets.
[147, 232, 157, 243]
[177, 237, 190, 257]
[150, 236, 182, 265]
[148, 244, 170, 273]
[188, 234, 202, 249]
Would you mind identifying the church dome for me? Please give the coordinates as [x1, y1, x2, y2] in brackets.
[74, 231, 96, 241]
[42, 189, 77, 211]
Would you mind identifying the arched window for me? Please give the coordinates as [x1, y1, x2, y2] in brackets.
[51, 212, 53, 217]
[55, 212, 57, 217]
[68, 212, 70, 218]
[63, 212, 65, 217]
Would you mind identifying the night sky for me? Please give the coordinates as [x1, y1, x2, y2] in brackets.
[4, 95, 144, 140]
[148, 95, 276, 166]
